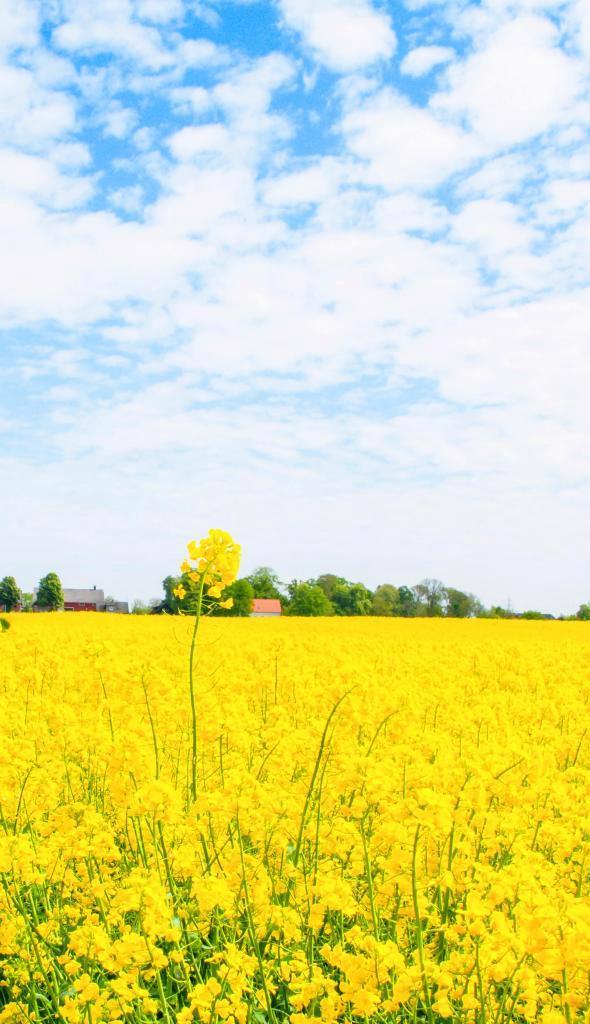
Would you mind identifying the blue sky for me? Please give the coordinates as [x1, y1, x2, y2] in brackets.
[1, 0, 590, 613]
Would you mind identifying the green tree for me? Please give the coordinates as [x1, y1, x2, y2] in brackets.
[395, 585, 419, 617]
[21, 593, 34, 612]
[414, 579, 447, 617]
[315, 574, 347, 601]
[489, 605, 515, 619]
[0, 576, 21, 612]
[332, 581, 373, 616]
[212, 579, 254, 617]
[287, 581, 334, 616]
[159, 575, 182, 614]
[36, 572, 64, 611]
[245, 566, 283, 600]
[372, 584, 399, 616]
[520, 610, 547, 620]
[576, 603, 590, 621]
[445, 588, 485, 618]
[445, 587, 471, 618]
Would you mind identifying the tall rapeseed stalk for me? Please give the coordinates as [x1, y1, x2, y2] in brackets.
[173, 528, 240, 802]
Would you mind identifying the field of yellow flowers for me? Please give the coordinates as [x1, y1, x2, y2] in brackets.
[1, 614, 589, 1024]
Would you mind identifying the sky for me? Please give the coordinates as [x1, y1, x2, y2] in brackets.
[1, 0, 589, 614]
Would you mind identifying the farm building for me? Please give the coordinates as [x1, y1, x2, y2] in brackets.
[251, 598, 282, 617]
[63, 587, 105, 611]
[35, 588, 129, 613]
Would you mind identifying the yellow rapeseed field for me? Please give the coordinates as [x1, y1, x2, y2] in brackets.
[1, 612, 590, 1024]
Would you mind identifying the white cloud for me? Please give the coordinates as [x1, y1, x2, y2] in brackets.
[401, 0, 446, 8]
[393, 291, 590, 430]
[213, 53, 295, 119]
[262, 159, 344, 205]
[170, 85, 212, 115]
[109, 184, 145, 213]
[27, 49, 77, 90]
[342, 89, 478, 189]
[99, 101, 138, 138]
[51, 142, 92, 168]
[0, 63, 77, 147]
[277, 0, 396, 72]
[168, 123, 231, 159]
[400, 45, 455, 77]
[480, 0, 575, 14]
[373, 192, 449, 234]
[134, 0, 184, 21]
[456, 154, 531, 200]
[0, 0, 39, 53]
[53, 0, 175, 69]
[570, 0, 590, 58]
[451, 198, 537, 258]
[434, 15, 584, 147]
[207, 54, 296, 159]
[0, 148, 93, 207]
[133, 126, 156, 150]
[542, 178, 590, 218]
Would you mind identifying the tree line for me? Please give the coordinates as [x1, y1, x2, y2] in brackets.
[2, 569, 590, 620]
[158, 567, 590, 620]
[0, 573, 62, 611]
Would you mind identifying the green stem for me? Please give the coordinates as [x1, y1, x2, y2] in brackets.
[561, 969, 572, 1024]
[293, 688, 352, 867]
[188, 576, 206, 803]
[142, 674, 160, 780]
[236, 817, 278, 1024]
[475, 939, 487, 1024]
[411, 825, 434, 1024]
[360, 816, 379, 941]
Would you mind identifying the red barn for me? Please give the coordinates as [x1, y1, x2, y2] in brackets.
[251, 598, 282, 617]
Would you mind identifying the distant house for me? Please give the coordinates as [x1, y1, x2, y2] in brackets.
[31, 586, 129, 612]
[63, 587, 106, 611]
[58, 588, 129, 613]
[251, 598, 282, 618]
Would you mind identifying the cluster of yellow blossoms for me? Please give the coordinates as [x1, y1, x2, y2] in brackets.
[0, 614, 589, 1024]
[173, 529, 241, 609]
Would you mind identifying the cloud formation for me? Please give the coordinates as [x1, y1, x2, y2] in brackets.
[277, 0, 396, 71]
[1, 0, 590, 612]
[400, 46, 454, 77]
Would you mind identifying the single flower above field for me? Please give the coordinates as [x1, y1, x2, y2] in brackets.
[173, 529, 240, 610]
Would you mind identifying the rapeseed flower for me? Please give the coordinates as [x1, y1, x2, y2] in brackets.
[0, 610, 589, 1023]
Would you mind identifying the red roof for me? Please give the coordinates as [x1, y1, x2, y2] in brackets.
[252, 598, 282, 614]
